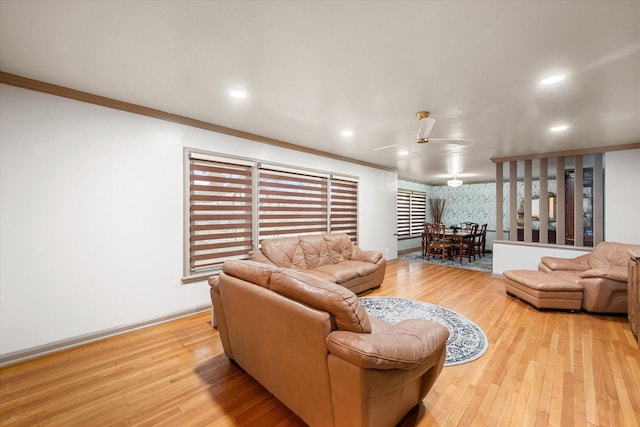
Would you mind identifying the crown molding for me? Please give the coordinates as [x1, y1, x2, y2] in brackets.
[0, 71, 397, 174]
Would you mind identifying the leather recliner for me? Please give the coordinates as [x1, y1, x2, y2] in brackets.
[538, 241, 640, 313]
[209, 260, 448, 427]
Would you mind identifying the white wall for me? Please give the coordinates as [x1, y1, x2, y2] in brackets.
[0, 85, 398, 357]
[492, 241, 590, 275]
[605, 149, 640, 244]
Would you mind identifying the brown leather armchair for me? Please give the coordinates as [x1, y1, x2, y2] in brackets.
[538, 241, 640, 313]
[209, 260, 448, 427]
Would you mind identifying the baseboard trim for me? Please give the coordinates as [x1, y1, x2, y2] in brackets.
[0, 305, 211, 367]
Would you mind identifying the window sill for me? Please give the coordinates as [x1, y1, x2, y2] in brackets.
[182, 270, 220, 284]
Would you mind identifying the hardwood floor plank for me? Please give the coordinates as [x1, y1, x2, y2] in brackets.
[1, 259, 639, 426]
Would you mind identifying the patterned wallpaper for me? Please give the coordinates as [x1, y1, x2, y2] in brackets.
[399, 180, 497, 230]
[398, 179, 558, 232]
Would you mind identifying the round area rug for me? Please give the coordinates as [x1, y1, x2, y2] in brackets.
[359, 297, 488, 366]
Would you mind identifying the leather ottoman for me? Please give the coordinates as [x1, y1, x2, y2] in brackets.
[503, 270, 583, 311]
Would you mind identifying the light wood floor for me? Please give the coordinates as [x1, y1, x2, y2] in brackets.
[1, 259, 639, 426]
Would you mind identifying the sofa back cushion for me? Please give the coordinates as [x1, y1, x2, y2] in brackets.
[270, 268, 372, 333]
[260, 233, 355, 269]
[261, 237, 307, 269]
[324, 233, 354, 263]
[299, 234, 332, 268]
[589, 242, 640, 269]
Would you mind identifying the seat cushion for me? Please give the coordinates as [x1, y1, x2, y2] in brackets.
[503, 270, 583, 310]
[333, 260, 378, 277]
[313, 264, 359, 283]
[299, 268, 339, 283]
[504, 270, 583, 292]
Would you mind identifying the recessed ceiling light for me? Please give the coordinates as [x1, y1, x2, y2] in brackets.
[230, 89, 247, 99]
[540, 74, 566, 85]
[550, 124, 570, 132]
[341, 130, 354, 137]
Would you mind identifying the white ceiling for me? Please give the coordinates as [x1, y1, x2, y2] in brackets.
[1, 0, 639, 184]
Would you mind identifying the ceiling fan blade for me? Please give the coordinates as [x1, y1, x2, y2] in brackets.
[428, 138, 476, 142]
[372, 141, 412, 151]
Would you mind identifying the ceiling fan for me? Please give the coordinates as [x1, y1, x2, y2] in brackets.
[372, 111, 475, 151]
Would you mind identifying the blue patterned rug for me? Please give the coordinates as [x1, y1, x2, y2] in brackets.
[360, 297, 488, 366]
[400, 251, 493, 273]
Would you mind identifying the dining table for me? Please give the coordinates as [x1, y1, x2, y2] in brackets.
[421, 227, 475, 259]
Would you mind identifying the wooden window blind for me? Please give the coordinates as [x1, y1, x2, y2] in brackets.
[329, 177, 358, 244]
[188, 157, 253, 273]
[184, 149, 360, 281]
[397, 190, 426, 238]
[258, 167, 329, 240]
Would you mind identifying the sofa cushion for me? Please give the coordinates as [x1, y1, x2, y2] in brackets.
[548, 270, 583, 284]
[589, 242, 639, 269]
[222, 260, 279, 288]
[261, 237, 307, 269]
[504, 270, 583, 291]
[300, 269, 339, 283]
[326, 319, 449, 370]
[313, 261, 378, 284]
[324, 233, 354, 263]
[312, 264, 359, 283]
[335, 260, 379, 277]
[299, 234, 332, 268]
[540, 255, 590, 271]
[580, 267, 627, 282]
[270, 269, 372, 333]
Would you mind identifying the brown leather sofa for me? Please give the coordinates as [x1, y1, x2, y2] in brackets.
[535, 241, 640, 313]
[209, 260, 448, 427]
[249, 233, 386, 294]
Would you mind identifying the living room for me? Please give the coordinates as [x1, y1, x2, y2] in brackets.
[1, 1, 639, 426]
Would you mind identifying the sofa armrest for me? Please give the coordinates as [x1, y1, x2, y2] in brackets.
[351, 246, 383, 264]
[580, 268, 627, 282]
[222, 259, 279, 288]
[326, 319, 448, 370]
[540, 254, 590, 272]
[208, 275, 220, 292]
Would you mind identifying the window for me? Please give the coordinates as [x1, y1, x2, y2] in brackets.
[187, 155, 253, 274]
[184, 149, 359, 281]
[259, 167, 328, 239]
[397, 190, 426, 238]
[329, 177, 358, 242]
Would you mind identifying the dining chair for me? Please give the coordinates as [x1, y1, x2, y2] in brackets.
[421, 222, 431, 257]
[475, 224, 488, 258]
[427, 223, 453, 261]
[457, 223, 478, 263]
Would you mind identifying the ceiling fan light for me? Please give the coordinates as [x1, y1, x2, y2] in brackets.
[447, 178, 463, 187]
[417, 117, 436, 141]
